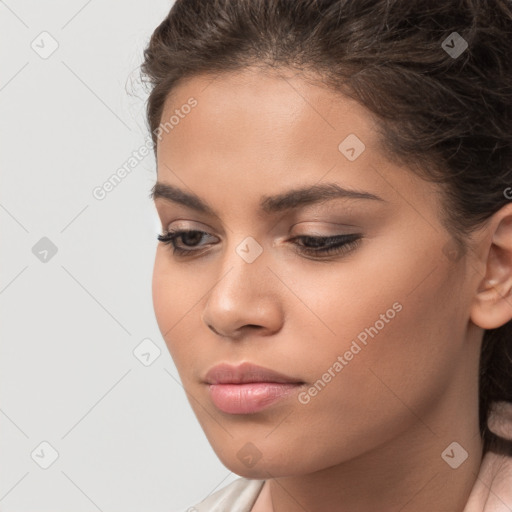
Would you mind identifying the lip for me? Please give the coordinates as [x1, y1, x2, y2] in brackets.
[204, 362, 304, 414]
[204, 362, 303, 385]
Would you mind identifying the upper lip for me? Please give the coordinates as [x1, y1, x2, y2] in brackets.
[204, 362, 303, 385]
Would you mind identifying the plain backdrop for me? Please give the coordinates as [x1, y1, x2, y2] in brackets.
[0, 1, 239, 510]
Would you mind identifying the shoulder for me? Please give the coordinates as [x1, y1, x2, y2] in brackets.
[181, 477, 265, 512]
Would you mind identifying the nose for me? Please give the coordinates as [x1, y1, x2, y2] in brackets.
[201, 241, 284, 340]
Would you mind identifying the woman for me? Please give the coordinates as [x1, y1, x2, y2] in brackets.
[141, 1, 512, 510]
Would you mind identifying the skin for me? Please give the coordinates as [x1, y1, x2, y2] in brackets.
[151, 66, 512, 512]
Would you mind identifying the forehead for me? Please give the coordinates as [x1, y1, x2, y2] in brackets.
[157, 66, 381, 172]
[168, 67, 377, 132]
[154, 67, 443, 223]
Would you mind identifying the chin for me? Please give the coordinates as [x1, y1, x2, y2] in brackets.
[210, 440, 314, 480]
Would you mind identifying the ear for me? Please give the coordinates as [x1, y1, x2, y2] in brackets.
[470, 202, 512, 330]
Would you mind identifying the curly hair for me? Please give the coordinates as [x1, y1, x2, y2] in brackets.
[140, 0, 512, 454]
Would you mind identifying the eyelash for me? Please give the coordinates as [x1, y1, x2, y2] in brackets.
[157, 229, 362, 259]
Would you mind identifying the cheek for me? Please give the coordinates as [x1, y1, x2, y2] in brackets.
[311, 260, 465, 412]
[287, 247, 464, 418]
[303, 253, 462, 392]
[151, 252, 171, 335]
[151, 251, 191, 357]
[151, 250, 218, 376]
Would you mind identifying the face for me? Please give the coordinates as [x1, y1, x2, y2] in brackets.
[151, 66, 477, 478]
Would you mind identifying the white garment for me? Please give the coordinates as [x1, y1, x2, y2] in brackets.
[182, 401, 512, 512]
[184, 477, 264, 511]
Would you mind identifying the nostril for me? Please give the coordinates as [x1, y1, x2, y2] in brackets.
[208, 323, 263, 337]
[208, 324, 221, 336]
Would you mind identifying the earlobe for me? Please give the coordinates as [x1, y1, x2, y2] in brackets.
[470, 204, 512, 331]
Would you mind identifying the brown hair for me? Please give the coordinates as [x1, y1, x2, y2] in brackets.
[140, 0, 512, 454]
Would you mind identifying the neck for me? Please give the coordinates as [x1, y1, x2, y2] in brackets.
[267, 426, 483, 512]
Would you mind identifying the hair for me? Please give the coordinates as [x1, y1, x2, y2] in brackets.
[140, 0, 512, 454]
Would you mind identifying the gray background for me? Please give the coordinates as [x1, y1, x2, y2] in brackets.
[0, 1, 237, 510]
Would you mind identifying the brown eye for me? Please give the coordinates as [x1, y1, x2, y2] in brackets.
[157, 229, 217, 255]
[290, 234, 362, 258]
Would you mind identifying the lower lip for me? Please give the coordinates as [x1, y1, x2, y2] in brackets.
[208, 382, 302, 414]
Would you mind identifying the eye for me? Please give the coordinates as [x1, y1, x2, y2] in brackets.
[157, 230, 362, 259]
[289, 233, 362, 258]
[157, 229, 216, 256]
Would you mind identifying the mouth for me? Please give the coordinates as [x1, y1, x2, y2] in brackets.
[204, 362, 305, 414]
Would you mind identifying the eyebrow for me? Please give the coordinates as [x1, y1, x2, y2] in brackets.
[150, 181, 385, 216]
